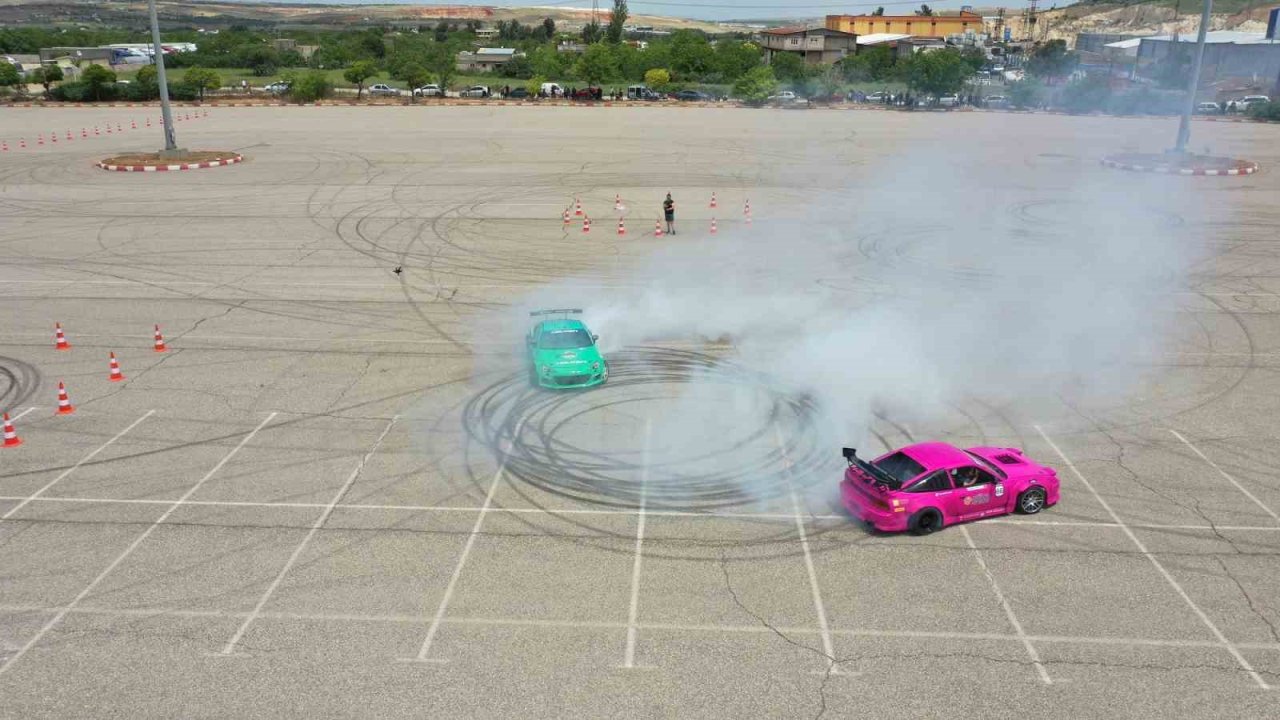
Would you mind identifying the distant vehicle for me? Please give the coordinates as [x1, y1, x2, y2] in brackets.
[673, 89, 712, 101]
[570, 86, 601, 100]
[840, 444, 1060, 535]
[507, 87, 530, 99]
[541, 82, 565, 97]
[985, 94, 1008, 108]
[264, 81, 291, 94]
[1196, 101, 1222, 114]
[367, 84, 400, 97]
[460, 85, 490, 98]
[768, 91, 797, 102]
[525, 309, 608, 389]
[412, 84, 442, 97]
[865, 91, 888, 102]
[1238, 95, 1271, 110]
[937, 94, 960, 107]
[626, 84, 661, 101]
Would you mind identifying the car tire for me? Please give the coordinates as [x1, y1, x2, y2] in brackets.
[909, 508, 943, 535]
[1017, 487, 1047, 515]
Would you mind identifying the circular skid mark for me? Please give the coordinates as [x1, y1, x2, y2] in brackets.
[0, 356, 41, 412]
[464, 347, 829, 512]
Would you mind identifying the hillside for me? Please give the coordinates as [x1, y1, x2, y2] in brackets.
[1007, 2, 1275, 43]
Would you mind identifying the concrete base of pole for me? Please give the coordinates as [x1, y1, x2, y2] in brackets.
[158, 148, 190, 160]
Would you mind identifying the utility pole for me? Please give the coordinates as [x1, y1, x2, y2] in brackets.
[1173, 0, 1212, 154]
[147, 0, 182, 157]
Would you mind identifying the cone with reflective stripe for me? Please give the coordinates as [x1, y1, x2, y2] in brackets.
[614, 194, 622, 211]
[50, 132, 57, 144]
[117, 123, 123, 133]
[37, 133, 44, 145]
[94, 126, 100, 135]
[563, 209, 570, 225]
[710, 192, 717, 209]
[582, 216, 591, 234]
[654, 220, 664, 237]
[153, 325, 167, 353]
[145, 117, 151, 128]
[1, 141, 7, 152]
[56, 382, 74, 415]
[2, 413, 20, 447]
[67, 129, 73, 140]
[131, 119, 137, 129]
[18, 138, 25, 149]
[54, 322, 70, 351]
[617, 217, 626, 236]
[710, 218, 717, 234]
[574, 198, 583, 217]
[744, 199, 753, 225]
[106, 124, 112, 134]
[81, 128, 88, 138]
[108, 352, 125, 382]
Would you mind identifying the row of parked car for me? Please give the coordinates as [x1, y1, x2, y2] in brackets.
[1197, 95, 1271, 114]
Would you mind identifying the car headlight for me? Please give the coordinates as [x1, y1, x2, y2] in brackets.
[591, 362, 600, 371]
[541, 365, 550, 375]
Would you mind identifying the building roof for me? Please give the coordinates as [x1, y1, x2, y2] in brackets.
[829, 10, 983, 21]
[475, 47, 516, 57]
[856, 33, 913, 45]
[762, 26, 856, 38]
[1137, 31, 1272, 45]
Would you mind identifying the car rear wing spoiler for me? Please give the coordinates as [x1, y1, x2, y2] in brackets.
[530, 308, 583, 317]
[842, 447, 898, 489]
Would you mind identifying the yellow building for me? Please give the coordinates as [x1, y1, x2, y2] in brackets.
[826, 10, 984, 38]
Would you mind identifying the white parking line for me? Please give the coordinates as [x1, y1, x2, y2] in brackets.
[1169, 429, 1279, 523]
[960, 525, 1051, 684]
[1, 410, 154, 520]
[621, 418, 651, 669]
[0, 412, 275, 678]
[7, 407, 37, 421]
[1035, 425, 1271, 690]
[218, 415, 398, 657]
[776, 424, 842, 675]
[405, 417, 527, 663]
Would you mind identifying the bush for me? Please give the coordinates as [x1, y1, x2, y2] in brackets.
[1059, 74, 1111, 114]
[51, 79, 121, 102]
[288, 70, 332, 102]
[732, 65, 778, 106]
[1007, 79, 1042, 109]
[1246, 100, 1280, 121]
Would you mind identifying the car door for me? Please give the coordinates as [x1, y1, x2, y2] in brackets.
[903, 471, 960, 519]
[948, 466, 1002, 520]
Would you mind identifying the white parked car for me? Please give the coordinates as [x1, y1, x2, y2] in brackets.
[367, 83, 400, 97]
[937, 94, 960, 107]
[264, 81, 290, 94]
[412, 84, 442, 97]
[459, 85, 490, 98]
[1196, 101, 1222, 114]
[768, 91, 797, 102]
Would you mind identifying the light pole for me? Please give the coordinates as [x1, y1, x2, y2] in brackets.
[147, 0, 183, 157]
[1173, 0, 1213, 154]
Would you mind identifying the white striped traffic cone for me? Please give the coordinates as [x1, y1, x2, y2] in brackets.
[614, 194, 622, 211]
[2, 413, 20, 448]
[654, 220, 664, 237]
[153, 325, 167, 352]
[108, 352, 125, 382]
[56, 381, 74, 415]
[710, 192, 717, 209]
[574, 198, 583, 217]
[617, 217, 626, 236]
[563, 209, 570, 225]
[54, 322, 70, 351]
[582, 216, 591, 234]
[710, 218, 717, 234]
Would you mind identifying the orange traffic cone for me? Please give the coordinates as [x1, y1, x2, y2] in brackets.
[37, 133, 44, 145]
[108, 352, 125, 382]
[66, 129, 73, 140]
[81, 128, 88, 138]
[617, 217, 626, 236]
[710, 218, 718, 234]
[614, 194, 622, 211]
[2, 413, 20, 448]
[131, 119, 137, 129]
[106, 124, 113, 134]
[50, 132, 57, 144]
[654, 220, 664, 237]
[710, 192, 718, 209]
[1, 141, 7, 152]
[574, 198, 583, 217]
[744, 200, 753, 225]
[56, 382, 74, 415]
[18, 138, 26, 149]
[94, 126, 100, 136]
[145, 117, 151, 127]
[116, 123, 123, 133]
[153, 325, 167, 353]
[563, 209, 570, 225]
[54, 322, 70, 351]
[582, 216, 591, 234]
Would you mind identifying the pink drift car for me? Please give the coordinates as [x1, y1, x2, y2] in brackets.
[840, 443, 1060, 534]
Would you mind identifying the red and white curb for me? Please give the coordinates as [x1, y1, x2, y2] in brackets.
[97, 154, 243, 172]
[1100, 157, 1259, 176]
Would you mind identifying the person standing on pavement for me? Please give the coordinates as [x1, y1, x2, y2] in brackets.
[663, 193, 676, 235]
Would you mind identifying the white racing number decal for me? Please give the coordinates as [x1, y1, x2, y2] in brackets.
[995, 483, 1005, 498]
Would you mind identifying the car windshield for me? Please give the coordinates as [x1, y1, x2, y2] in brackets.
[538, 329, 593, 349]
[872, 452, 926, 486]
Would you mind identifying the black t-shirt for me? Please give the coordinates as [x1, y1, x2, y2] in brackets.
[663, 199, 674, 218]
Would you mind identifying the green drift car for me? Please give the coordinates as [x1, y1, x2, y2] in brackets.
[526, 309, 609, 389]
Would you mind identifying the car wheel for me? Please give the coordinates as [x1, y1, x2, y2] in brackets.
[1017, 487, 1047, 515]
[909, 508, 943, 535]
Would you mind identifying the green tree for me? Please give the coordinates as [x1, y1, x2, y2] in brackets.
[769, 52, 807, 85]
[713, 39, 762, 81]
[582, 20, 603, 44]
[0, 61, 21, 95]
[542, 18, 556, 39]
[732, 64, 778, 105]
[400, 62, 429, 101]
[839, 44, 896, 82]
[668, 30, 713, 78]
[434, 22, 449, 43]
[900, 48, 972, 99]
[500, 54, 533, 79]
[344, 59, 378, 99]
[182, 67, 221, 100]
[817, 64, 843, 99]
[81, 63, 117, 101]
[289, 70, 332, 102]
[530, 45, 570, 79]
[526, 74, 546, 97]
[916, 4, 934, 15]
[1060, 73, 1110, 113]
[29, 64, 63, 97]
[1007, 79, 1042, 109]
[1026, 39, 1076, 81]
[606, 0, 629, 44]
[237, 45, 280, 76]
[573, 42, 618, 85]
[872, 7, 885, 15]
[428, 43, 458, 92]
[959, 46, 987, 72]
[643, 67, 671, 91]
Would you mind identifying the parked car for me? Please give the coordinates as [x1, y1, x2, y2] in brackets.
[984, 94, 1008, 108]
[541, 82, 565, 97]
[1239, 95, 1271, 110]
[768, 91, 797, 102]
[460, 85, 490, 98]
[937, 94, 960, 107]
[864, 91, 888, 103]
[412, 84, 442, 97]
[264, 81, 291, 95]
[673, 89, 712, 102]
[368, 84, 400, 97]
[626, 84, 661, 101]
[1196, 101, 1222, 114]
[507, 87, 530, 99]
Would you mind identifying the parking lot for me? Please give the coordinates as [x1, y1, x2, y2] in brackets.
[1, 104, 1279, 717]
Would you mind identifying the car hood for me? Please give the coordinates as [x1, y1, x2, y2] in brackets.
[533, 345, 603, 367]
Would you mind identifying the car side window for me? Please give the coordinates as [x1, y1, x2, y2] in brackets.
[951, 466, 996, 488]
[904, 471, 952, 494]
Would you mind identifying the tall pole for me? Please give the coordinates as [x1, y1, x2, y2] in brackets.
[1173, 0, 1212, 153]
[147, 0, 177, 152]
